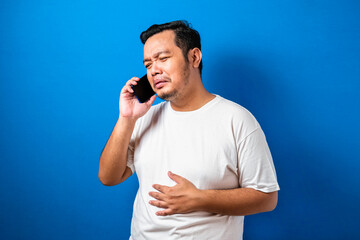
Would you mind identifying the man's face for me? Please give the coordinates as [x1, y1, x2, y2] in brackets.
[143, 30, 190, 101]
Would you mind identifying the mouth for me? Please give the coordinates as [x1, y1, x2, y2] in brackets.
[153, 77, 170, 89]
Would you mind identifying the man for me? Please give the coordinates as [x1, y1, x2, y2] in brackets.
[99, 20, 279, 239]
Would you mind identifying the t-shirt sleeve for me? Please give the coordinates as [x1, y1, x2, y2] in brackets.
[125, 105, 156, 174]
[237, 128, 280, 193]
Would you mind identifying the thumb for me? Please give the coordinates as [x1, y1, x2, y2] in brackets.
[145, 95, 157, 107]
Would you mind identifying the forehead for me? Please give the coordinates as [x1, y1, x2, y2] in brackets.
[143, 30, 179, 58]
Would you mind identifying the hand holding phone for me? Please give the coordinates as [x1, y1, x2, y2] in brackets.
[131, 74, 156, 103]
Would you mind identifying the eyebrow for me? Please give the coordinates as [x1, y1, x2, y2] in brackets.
[143, 50, 171, 63]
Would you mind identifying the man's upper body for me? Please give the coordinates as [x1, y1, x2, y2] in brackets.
[99, 21, 279, 239]
[127, 95, 279, 239]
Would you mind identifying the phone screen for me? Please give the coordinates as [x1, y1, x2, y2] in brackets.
[131, 74, 155, 103]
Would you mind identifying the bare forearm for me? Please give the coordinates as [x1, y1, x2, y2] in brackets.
[98, 116, 136, 186]
[196, 188, 278, 216]
[149, 172, 278, 217]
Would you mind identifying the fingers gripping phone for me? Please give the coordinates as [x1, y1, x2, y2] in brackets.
[131, 74, 155, 103]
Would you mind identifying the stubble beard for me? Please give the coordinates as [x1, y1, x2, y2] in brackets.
[158, 64, 190, 101]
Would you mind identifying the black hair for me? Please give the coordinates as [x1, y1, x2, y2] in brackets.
[140, 20, 202, 74]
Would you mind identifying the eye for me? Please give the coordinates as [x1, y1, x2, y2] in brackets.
[145, 63, 152, 69]
[160, 56, 169, 61]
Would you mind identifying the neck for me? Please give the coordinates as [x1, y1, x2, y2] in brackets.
[170, 75, 215, 112]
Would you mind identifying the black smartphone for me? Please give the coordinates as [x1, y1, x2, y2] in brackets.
[131, 74, 155, 103]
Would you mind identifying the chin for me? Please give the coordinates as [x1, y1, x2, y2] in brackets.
[158, 89, 178, 101]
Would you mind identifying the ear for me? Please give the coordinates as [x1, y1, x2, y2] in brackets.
[188, 48, 202, 69]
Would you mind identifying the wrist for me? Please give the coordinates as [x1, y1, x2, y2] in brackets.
[193, 189, 209, 212]
[116, 115, 137, 132]
[118, 114, 137, 125]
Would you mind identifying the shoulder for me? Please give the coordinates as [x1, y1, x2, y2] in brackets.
[213, 96, 261, 140]
[215, 96, 259, 127]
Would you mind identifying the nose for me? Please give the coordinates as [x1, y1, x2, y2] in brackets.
[150, 61, 162, 76]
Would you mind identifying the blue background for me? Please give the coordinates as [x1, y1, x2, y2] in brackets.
[1, 0, 359, 239]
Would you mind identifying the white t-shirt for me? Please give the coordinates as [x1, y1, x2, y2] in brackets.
[127, 95, 279, 240]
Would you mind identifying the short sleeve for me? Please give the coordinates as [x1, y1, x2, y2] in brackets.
[238, 128, 280, 193]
